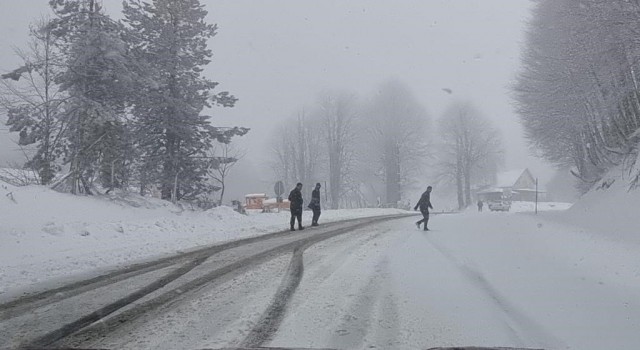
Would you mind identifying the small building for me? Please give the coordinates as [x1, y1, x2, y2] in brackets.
[477, 168, 545, 203]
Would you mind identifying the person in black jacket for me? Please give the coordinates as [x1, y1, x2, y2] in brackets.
[308, 183, 322, 226]
[288, 183, 304, 231]
[414, 186, 433, 231]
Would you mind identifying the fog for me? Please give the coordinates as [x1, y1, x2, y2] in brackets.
[0, 0, 553, 201]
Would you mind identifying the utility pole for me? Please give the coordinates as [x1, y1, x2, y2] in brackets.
[535, 177, 538, 215]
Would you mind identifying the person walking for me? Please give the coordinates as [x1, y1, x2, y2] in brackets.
[288, 183, 304, 231]
[308, 183, 322, 226]
[414, 186, 434, 231]
[477, 199, 483, 212]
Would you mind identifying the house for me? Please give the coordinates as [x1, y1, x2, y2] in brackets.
[477, 168, 545, 202]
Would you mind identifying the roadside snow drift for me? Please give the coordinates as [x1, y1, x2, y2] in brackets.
[562, 168, 640, 245]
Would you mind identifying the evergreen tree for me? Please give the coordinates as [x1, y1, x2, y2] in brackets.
[122, 0, 246, 201]
[97, 120, 133, 192]
[48, 0, 136, 194]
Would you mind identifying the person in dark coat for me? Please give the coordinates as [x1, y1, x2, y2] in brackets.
[477, 199, 484, 212]
[414, 186, 433, 231]
[308, 183, 322, 226]
[288, 183, 304, 231]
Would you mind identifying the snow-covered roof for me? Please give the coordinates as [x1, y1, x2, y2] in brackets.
[244, 193, 267, 198]
[496, 169, 526, 188]
[477, 188, 504, 194]
[512, 189, 546, 193]
[263, 198, 289, 204]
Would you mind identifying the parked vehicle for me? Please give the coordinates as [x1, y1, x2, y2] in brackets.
[244, 193, 268, 210]
[244, 193, 290, 212]
[488, 200, 511, 212]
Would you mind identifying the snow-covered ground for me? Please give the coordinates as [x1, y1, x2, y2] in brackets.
[0, 181, 406, 297]
[3, 170, 640, 349]
[509, 201, 572, 212]
[73, 196, 640, 349]
[560, 168, 640, 245]
[268, 174, 638, 349]
[267, 212, 640, 350]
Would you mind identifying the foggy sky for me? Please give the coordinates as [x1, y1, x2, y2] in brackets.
[0, 0, 552, 190]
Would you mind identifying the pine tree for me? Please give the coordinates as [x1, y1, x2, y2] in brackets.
[122, 0, 246, 202]
[97, 120, 132, 192]
[48, 0, 136, 194]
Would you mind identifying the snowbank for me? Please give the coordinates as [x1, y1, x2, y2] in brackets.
[0, 181, 408, 297]
[509, 201, 572, 213]
[561, 168, 640, 245]
[460, 201, 572, 214]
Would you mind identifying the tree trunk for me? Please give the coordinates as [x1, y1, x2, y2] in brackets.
[456, 164, 464, 210]
[329, 145, 341, 209]
[219, 182, 226, 206]
[385, 142, 401, 205]
[464, 163, 472, 207]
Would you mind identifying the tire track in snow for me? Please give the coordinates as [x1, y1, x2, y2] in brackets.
[23, 255, 210, 348]
[48, 215, 408, 348]
[423, 233, 565, 349]
[0, 254, 187, 322]
[265, 226, 407, 349]
[239, 244, 306, 348]
[0, 215, 400, 321]
[240, 218, 407, 348]
[327, 258, 401, 349]
[52, 239, 310, 348]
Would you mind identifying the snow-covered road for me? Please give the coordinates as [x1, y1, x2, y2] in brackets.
[3, 211, 639, 350]
[269, 213, 640, 350]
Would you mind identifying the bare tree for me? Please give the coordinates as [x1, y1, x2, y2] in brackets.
[1, 17, 68, 185]
[314, 90, 358, 209]
[436, 101, 503, 209]
[362, 80, 430, 205]
[515, 0, 640, 191]
[269, 109, 324, 190]
[208, 142, 245, 205]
